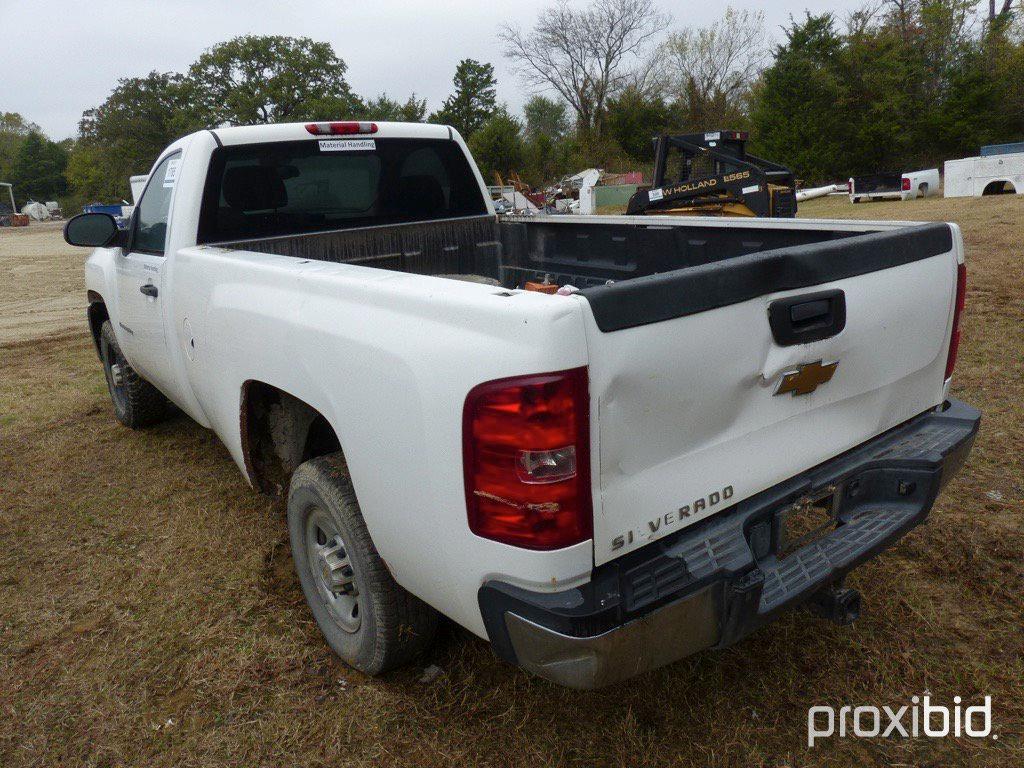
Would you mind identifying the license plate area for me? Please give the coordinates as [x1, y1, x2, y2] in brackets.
[776, 487, 838, 559]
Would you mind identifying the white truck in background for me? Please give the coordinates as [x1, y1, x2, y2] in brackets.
[64, 121, 979, 689]
[849, 168, 940, 202]
[129, 174, 149, 205]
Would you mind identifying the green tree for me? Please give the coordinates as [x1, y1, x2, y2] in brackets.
[520, 96, 573, 184]
[65, 143, 114, 202]
[9, 131, 68, 204]
[69, 71, 194, 202]
[467, 107, 525, 182]
[0, 112, 42, 182]
[430, 59, 497, 139]
[603, 86, 672, 162]
[523, 95, 570, 141]
[662, 8, 767, 132]
[750, 3, 1024, 181]
[835, 23, 918, 173]
[185, 35, 359, 126]
[749, 14, 851, 182]
[975, 7, 1024, 146]
[362, 93, 428, 122]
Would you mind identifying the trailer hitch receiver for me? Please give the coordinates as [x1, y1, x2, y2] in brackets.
[807, 586, 862, 625]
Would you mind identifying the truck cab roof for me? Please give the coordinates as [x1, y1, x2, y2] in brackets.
[207, 121, 454, 147]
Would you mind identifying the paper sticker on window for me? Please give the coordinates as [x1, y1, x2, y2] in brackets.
[163, 157, 182, 188]
[319, 139, 376, 152]
[648, 188, 664, 202]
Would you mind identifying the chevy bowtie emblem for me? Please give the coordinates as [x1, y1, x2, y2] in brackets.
[774, 360, 838, 396]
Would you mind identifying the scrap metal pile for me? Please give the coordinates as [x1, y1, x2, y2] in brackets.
[488, 168, 645, 215]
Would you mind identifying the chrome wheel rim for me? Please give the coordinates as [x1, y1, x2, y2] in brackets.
[305, 507, 361, 633]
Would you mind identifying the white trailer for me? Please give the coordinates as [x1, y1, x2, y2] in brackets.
[944, 152, 1024, 197]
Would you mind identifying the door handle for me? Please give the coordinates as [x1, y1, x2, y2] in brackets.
[768, 289, 845, 346]
[140, 283, 158, 298]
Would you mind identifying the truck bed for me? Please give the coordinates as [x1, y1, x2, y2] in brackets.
[197, 209, 961, 568]
[221, 212, 950, 332]
[216, 211, 930, 289]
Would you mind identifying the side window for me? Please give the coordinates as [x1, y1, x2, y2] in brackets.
[132, 153, 180, 254]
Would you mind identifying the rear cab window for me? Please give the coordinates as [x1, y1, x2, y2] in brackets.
[197, 138, 487, 243]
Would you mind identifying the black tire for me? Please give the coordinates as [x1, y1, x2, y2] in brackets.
[99, 320, 169, 429]
[288, 453, 438, 675]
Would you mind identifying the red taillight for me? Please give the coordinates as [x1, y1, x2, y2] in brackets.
[463, 368, 592, 550]
[304, 121, 378, 136]
[945, 263, 966, 379]
[901, 176, 912, 191]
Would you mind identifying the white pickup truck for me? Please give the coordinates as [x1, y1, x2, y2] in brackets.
[849, 169, 941, 203]
[65, 121, 979, 689]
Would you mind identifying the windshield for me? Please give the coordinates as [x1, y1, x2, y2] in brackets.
[197, 137, 488, 243]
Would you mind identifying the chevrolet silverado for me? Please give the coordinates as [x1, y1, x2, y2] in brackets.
[64, 121, 979, 688]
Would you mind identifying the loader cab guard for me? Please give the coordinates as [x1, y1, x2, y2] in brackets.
[627, 131, 797, 218]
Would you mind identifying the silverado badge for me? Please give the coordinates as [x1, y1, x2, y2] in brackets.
[774, 360, 838, 397]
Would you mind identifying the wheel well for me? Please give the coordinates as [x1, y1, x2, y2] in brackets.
[240, 381, 342, 495]
[87, 291, 108, 358]
[982, 179, 1016, 195]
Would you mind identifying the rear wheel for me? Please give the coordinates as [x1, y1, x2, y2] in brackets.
[288, 453, 438, 675]
[99, 320, 169, 428]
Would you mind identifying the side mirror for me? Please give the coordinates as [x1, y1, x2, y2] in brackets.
[63, 213, 125, 248]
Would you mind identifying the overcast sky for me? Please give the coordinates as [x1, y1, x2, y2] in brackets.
[0, 0, 987, 140]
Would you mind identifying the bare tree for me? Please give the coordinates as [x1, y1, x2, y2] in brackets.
[660, 8, 768, 129]
[989, 0, 1014, 23]
[499, 0, 669, 133]
[845, 2, 887, 37]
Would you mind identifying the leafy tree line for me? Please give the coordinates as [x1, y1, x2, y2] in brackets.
[752, 1, 1024, 181]
[488, 0, 1024, 185]
[2, 1, 1022, 209]
[1, 37, 499, 206]
[0, 112, 69, 205]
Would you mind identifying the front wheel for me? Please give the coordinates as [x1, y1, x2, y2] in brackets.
[99, 320, 169, 428]
[287, 453, 438, 675]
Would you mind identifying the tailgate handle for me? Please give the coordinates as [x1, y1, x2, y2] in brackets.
[769, 289, 846, 346]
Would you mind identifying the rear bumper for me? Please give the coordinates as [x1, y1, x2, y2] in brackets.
[479, 398, 980, 689]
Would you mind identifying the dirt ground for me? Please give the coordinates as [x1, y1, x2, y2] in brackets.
[0, 221, 87, 345]
[1, 195, 1022, 767]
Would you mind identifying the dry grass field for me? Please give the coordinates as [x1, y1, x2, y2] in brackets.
[1, 195, 1022, 767]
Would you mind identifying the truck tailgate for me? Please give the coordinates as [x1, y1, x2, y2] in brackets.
[580, 223, 960, 565]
